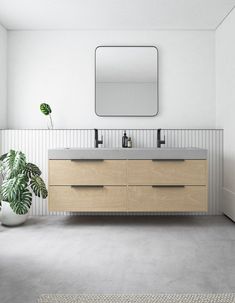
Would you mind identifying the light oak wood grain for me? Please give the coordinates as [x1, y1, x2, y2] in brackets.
[48, 159, 208, 212]
[49, 186, 127, 212]
[127, 160, 207, 185]
[49, 160, 127, 185]
[127, 185, 208, 212]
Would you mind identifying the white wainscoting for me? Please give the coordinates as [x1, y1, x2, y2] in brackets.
[0, 129, 223, 216]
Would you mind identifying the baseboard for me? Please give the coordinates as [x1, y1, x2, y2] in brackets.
[223, 188, 235, 222]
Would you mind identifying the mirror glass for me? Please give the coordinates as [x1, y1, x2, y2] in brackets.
[95, 46, 158, 117]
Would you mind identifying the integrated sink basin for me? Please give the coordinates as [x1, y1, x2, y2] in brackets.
[48, 148, 207, 160]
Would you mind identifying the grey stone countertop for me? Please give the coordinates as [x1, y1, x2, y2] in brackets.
[48, 148, 207, 160]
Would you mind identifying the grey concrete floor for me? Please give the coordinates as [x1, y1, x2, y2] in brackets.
[0, 215, 234, 303]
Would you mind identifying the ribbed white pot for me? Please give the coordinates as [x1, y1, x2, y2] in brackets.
[0, 201, 29, 226]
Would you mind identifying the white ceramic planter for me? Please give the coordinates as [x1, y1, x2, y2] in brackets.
[0, 201, 29, 226]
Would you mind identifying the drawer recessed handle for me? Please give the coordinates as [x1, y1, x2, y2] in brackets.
[71, 185, 104, 188]
[152, 185, 185, 188]
[152, 159, 185, 162]
[71, 159, 104, 162]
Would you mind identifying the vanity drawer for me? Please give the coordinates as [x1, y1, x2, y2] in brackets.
[49, 185, 126, 212]
[127, 160, 207, 185]
[127, 185, 207, 212]
[49, 160, 126, 185]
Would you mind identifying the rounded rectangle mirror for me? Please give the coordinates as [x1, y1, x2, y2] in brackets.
[95, 46, 159, 117]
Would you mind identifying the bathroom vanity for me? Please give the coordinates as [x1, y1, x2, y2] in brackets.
[48, 148, 208, 213]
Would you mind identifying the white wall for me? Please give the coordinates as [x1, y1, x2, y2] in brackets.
[0, 24, 7, 128]
[7, 30, 215, 129]
[216, 9, 235, 220]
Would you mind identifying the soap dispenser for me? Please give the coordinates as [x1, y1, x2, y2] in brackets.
[122, 130, 128, 148]
[127, 137, 132, 148]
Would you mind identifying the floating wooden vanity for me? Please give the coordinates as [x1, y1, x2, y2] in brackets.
[48, 148, 208, 212]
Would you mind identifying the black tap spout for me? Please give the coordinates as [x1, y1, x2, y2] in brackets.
[94, 129, 103, 148]
[157, 128, 165, 148]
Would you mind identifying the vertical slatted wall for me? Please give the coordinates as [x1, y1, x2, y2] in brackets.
[0, 129, 223, 216]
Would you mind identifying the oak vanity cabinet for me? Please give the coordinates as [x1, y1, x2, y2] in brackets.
[48, 158, 208, 213]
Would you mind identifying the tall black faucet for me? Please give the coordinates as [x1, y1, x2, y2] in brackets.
[94, 129, 103, 148]
[157, 128, 165, 148]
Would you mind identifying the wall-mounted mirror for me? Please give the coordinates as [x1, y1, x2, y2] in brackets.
[95, 46, 158, 117]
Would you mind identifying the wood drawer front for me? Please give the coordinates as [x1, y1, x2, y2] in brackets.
[127, 160, 207, 185]
[49, 160, 126, 185]
[127, 186, 207, 212]
[49, 186, 126, 212]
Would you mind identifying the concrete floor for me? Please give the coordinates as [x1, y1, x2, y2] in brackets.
[0, 215, 234, 303]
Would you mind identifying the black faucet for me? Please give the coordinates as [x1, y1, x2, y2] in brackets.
[157, 128, 165, 148]
[94, 129, 103, 148]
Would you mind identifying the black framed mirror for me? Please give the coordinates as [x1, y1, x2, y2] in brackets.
[95, 46, 159, 117]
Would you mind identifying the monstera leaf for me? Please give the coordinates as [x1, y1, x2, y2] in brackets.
[9, 187, 32, 215]
[40, 103, 54, 129]
[30, 175, 48, 198]
[3, 150, 26, 179]
[1, 174, 27, 202]
[40, 103, 52, 116]
[0, 153, 7, 161]
[23, 163, 42, 179]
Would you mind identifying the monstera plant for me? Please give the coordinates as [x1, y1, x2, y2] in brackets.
[0, 150, 48, 223]
[40, 103, 54, 129]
